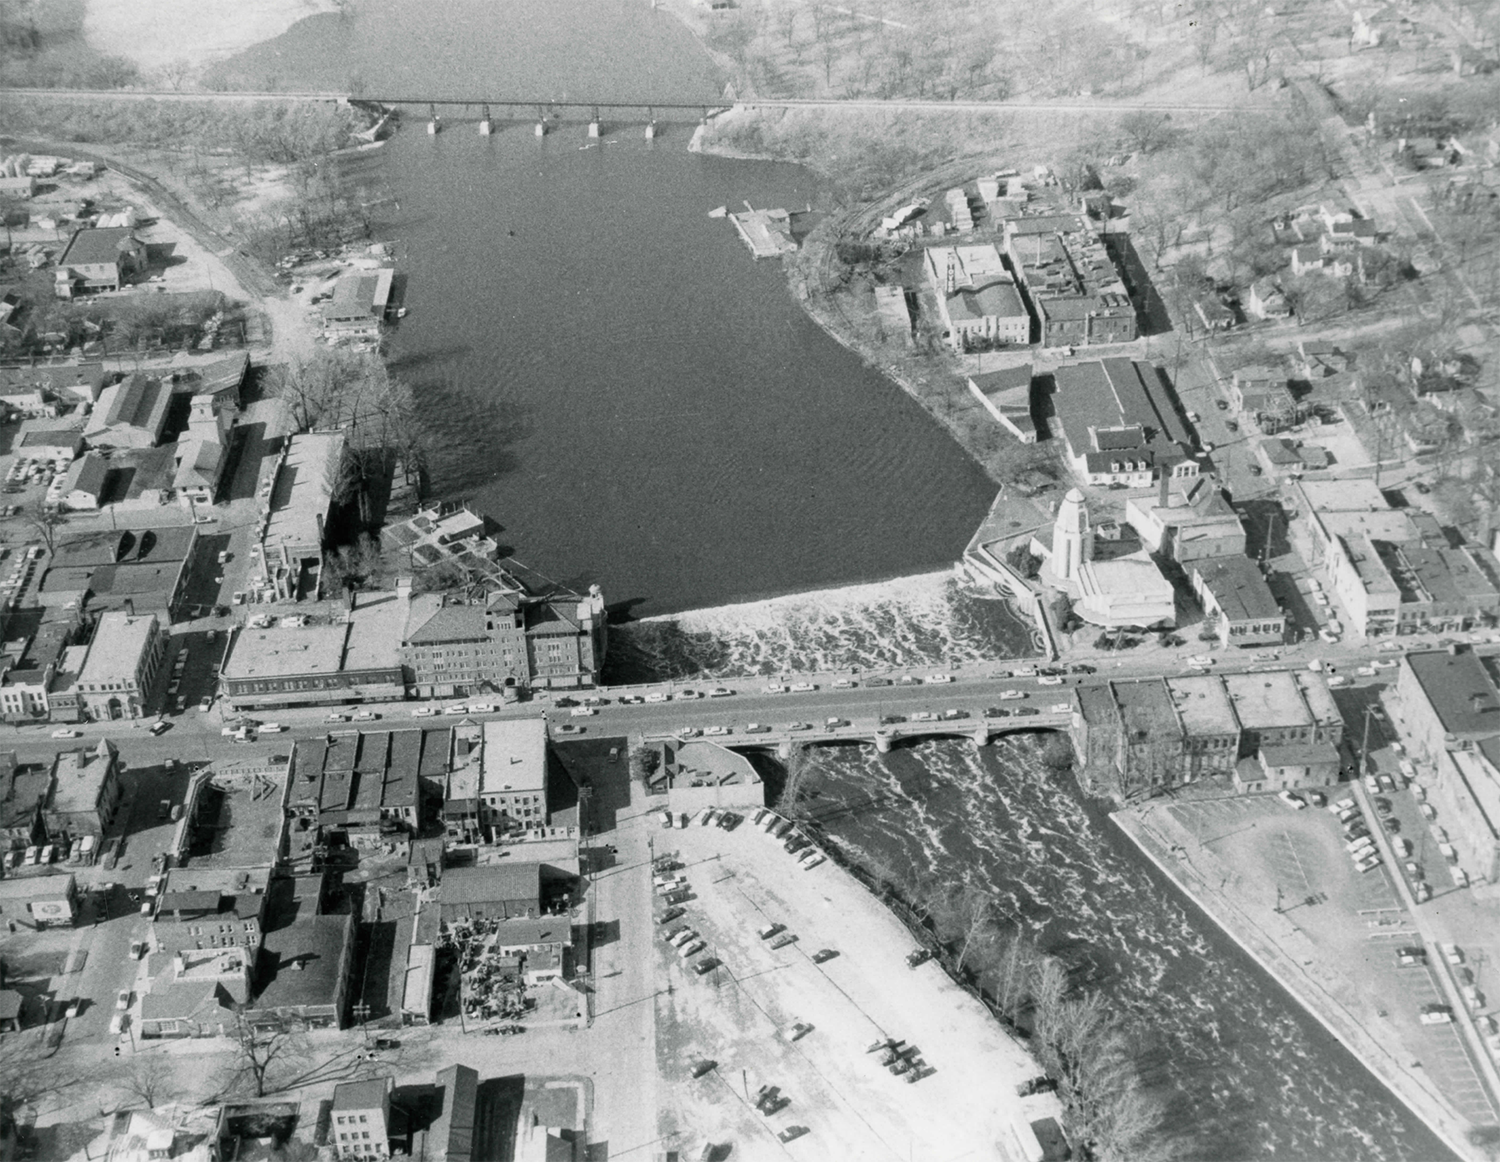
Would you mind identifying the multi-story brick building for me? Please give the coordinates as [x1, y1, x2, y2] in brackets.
[401, 581, 607, 697]
[75, 611, 168, 721]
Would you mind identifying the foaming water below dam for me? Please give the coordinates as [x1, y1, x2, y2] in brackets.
[603, 571, 1039, 683]
[794, 736, 1456, 1162]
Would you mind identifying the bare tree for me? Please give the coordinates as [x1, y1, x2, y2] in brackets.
[120, 1055, 173, 1109]
[26, 508, 67, 555]
[229, 1017, 307, 1098]
[157, 58, 195, 91]
[778, 742, 814, 818]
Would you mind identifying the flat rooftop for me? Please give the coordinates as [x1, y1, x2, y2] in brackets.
[1222, 671, 1312, 731]
[481, 718, 548, 796]
[1296, 478, 1390, 512]
[342, 592, 408, 672]
[1166, 676, 1240, 736]
[222, 623, 348, 681]
[1109, 678, 1178, 734]
[1405, 650, 1500, 738]
[48, 743, 115, 816]
[77, 612, 157, 685]
[264, 432, 343, 554]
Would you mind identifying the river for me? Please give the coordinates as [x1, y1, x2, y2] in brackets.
[212, 4, 1461, 1157]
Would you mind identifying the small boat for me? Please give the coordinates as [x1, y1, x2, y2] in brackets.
[708, 206, 727, 219]
[396, 306, 407, 318]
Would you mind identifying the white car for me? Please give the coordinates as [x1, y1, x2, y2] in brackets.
[570, 707, 597, 717]
[1037, 675, 1064, 686]
[1187, 655, 1215, 668]
[1277, 791, 1307, 810]
[1327, 675, 1351, 688]
[924, 674, 954, 685]
[763, 683, 788, 694]
[443, 704, 470, 716]
[51, 728, 81, 739]
[412, 707, 436, 717]
[1048, 702, 1073, 714]
[998, 689, 1026, 701]
[1372, 658, 1398, 669]
[789, 682, 817, 692]
[1356, 666, 1376, 677]
[1377, 641, 1403, 653]
[259, 723, 286, 733]
[708, 687, 735, 698]
[704, 726, 732, 736]
[469, 702, 495, 713]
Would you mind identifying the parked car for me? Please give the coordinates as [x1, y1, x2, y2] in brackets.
[811, 948, 838, 964]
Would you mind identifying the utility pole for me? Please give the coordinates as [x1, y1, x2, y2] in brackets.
[1361, 703, 1378, 777]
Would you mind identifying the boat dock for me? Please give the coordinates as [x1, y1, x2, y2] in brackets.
[728, 203, 799, 259]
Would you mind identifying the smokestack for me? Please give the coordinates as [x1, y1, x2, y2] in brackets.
[124, 598, 135, 618]
[1159, 468, 1170, 510]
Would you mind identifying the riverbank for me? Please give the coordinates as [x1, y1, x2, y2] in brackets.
[1114, 804, 1484, 1162]
[691, 108, 1057, 489]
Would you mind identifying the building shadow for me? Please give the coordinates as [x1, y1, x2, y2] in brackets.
[474, 1075, 527, 1162]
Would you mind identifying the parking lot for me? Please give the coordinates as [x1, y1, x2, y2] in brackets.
[1163, 793, 1500, 1125]
[649, 814, 1039, 1161]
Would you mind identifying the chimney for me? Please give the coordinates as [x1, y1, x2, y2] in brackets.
[1159, 469, 1170, 510]
[124, 598, 135, 618]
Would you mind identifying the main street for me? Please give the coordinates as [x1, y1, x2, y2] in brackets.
[9, 632, 1494, 774]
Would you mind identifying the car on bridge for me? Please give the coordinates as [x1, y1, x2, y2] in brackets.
[924, 674, 953, 684]
[763, 683, 788, 694]
[790, 682, 817, 692]
[910, 711, 937, 722]
[709, 687, 735, 697]
[787, 722, 811, 731]
[677, 690, 702, 700]
[705, 726, 732, 736]
[745, 723, 770, 733]
[880, 714, 906, 725]
[997, 690, 1026, 700]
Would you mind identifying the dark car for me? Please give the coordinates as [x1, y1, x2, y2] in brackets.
[553, 696, 579, 708]
[1014, 706, 1039, 717]
[986, 707, 1012, 718]
[717, 812, 741, 832]
[1215, 399, 1229, 411]
[149, 719, 172, 736]
[879, 714, 906, 725]
[1373, 797, 1393, 815]
[906, 949, 932, 968]
[1414, 481, 1431, 495]
[811, 948, 838, 964]
[1383, 816, 1401, 833]
[693, 958, 719, 976]
[1225, 419, 1239, 432]
[864, 677, 892, 687]
[777, 1127, 808, 1144]
[657, 906, 686, 925]
[691, 1059, 717, 1078]
[1069, 663, 1096, 675]
[1038, 666, 1065, 677]
[373, 1038, 401, 1051]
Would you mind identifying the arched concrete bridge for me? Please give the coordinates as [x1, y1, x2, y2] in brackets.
[643, 703, 1076, 759]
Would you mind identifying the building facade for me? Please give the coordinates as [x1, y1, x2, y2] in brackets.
[401, 584, 608, 697]
[75, 611, 167, 721]
[331, 1078, 392, 1161]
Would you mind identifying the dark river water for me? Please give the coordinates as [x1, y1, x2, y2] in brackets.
[216, 5, 1460, 1158]
[351, 128, 997, 617]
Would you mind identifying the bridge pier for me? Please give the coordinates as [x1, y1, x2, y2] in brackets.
[874, 732, 892, 755]
[777, 740, 792, 761]
[479, 104, 493, 136]
[971, 727, 991, 749]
